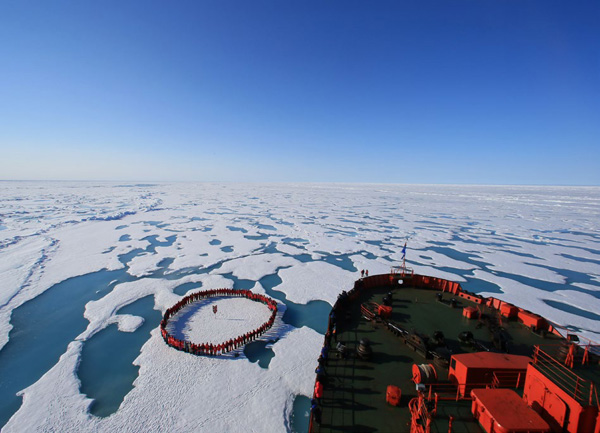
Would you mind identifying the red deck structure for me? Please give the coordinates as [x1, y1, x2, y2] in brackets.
[450, 353, 530, 396]
[471, 388, 550, 433]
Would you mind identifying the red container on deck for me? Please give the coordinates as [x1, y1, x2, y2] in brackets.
[386, 385, 401, 406]
[463, 306, 479, 319]
[518, 310, 546, 330]
[378, 305, 392, 318]
[449, 353, 529, 396]
[500, 303, 518, 318]
[471, 388, 550, 433]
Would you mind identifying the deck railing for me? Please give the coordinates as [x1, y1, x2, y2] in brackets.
[391, 265, 414, 277]
[532, 345, 599, 408]
[408, 395, 430, 433]
[491, 370, 524, 389]
[421, 378, 522, 403]
[409, 382, 503, 433]
[360, 302, 377, 320]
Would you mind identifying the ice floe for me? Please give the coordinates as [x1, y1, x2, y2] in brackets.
[0, 181, 599, 431]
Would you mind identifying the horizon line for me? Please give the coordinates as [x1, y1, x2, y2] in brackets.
[1, 179, 599, 188]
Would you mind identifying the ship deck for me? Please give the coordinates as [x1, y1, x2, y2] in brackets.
[313, 283, 564, 433]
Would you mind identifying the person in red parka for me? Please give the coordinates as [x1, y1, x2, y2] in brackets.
[314, 381, 324, 404]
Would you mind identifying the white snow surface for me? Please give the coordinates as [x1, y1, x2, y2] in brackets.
[278, 261, 357, 306]
[170, 297, 273, 344]
[1, 181, 600, 432]
[113, 314, 145, 333]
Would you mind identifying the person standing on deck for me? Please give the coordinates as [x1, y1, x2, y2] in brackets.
[320, 346, 328, 365]
[314, 381, 323, 404]
[311, 402, 322, 425]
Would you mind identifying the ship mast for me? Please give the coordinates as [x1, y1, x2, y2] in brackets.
[391, 241, 411, 277]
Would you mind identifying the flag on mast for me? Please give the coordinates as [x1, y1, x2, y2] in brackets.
[401, 242, 407, 260]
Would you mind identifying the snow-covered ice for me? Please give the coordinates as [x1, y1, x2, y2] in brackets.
[0, 181, 599, 432]
[169, 297, 273, 344]
[277, 261, 356, 305]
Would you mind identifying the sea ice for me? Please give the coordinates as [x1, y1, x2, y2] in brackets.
[278, 261, 358, 305]
[0, 181, 599, 432]
[113, 314, 145, 333]
[169, 297, 273, 344]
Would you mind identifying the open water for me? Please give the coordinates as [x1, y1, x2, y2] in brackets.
[0, 230, 595, 432]
[0, 234, 336, 430]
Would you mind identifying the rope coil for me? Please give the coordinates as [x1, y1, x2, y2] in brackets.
[412, 363, 438, 384]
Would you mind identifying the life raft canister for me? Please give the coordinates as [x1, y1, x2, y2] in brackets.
[386, 385, 401, 406]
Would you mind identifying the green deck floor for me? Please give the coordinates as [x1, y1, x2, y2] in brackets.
[312, 284, 565, 433]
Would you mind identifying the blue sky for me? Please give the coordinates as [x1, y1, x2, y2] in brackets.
[1, 1, 598, 184]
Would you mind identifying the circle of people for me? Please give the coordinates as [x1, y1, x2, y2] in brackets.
[160, 288, 278, 356]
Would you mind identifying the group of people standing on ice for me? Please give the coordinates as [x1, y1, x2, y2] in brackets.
[160, 288, 278, 356]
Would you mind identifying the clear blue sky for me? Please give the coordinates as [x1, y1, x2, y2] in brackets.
[1, 1, 598, 184]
